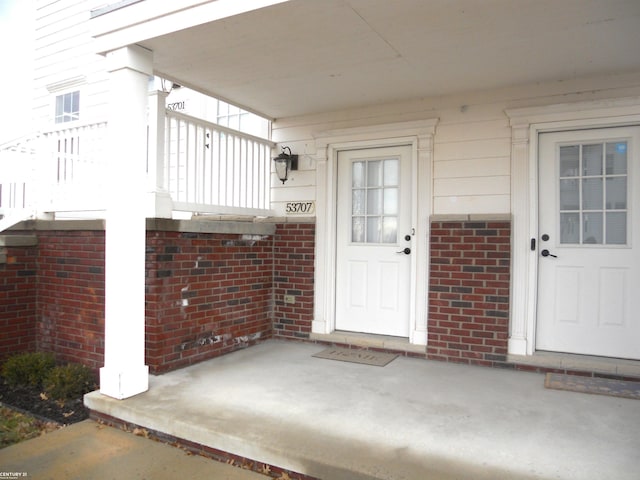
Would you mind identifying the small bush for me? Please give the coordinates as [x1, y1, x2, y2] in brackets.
[44, 363, 95, 401]
[1, 352, 56, 387]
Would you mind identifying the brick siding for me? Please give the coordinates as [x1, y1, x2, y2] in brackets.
[37, 231, 106, 370]
[145, 230, 274, 374]
[0, 222, 313, 374]
[0, 243, 38, 360]
[427, 220, 511, 366]
[272, 222, 315, 339]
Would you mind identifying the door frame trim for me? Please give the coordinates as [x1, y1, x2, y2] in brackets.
[313, 119, 438, 345]
[506, 97, 640, 356]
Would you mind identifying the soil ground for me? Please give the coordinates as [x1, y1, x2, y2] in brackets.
[0, 375, 88, 425]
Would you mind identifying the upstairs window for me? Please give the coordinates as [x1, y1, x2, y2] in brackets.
[55, 91, 80, 123]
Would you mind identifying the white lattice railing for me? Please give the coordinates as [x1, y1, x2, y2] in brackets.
[165, 110, 275, 216]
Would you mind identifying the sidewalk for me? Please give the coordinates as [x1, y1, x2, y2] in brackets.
[0, 419, 265, 480]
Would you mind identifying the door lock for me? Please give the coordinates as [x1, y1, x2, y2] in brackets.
[396, 247, 411, 255]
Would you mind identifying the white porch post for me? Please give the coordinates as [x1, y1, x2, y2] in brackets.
[100, 45, 152, 399]
[147, 85, 173, 218]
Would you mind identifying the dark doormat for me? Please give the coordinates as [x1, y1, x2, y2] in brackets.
[312, 347, 398, 367]
[544, 373, 640, 400]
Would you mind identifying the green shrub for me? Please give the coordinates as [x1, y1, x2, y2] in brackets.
[44, 363, 96, 401]
[1, 352, 56, 387]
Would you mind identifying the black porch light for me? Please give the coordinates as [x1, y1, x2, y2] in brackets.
[273, 146, 298, 184]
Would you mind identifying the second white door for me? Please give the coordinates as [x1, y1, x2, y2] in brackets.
[335, 145, 412, 337]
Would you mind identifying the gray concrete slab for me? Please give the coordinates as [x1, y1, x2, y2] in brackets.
[85, 340, 640, 480]
[0, 419, 266, 479]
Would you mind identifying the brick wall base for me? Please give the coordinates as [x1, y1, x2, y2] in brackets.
[427, 219, 511, 366]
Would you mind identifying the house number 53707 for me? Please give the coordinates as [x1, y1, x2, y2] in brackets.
[285, 202, 315, 214]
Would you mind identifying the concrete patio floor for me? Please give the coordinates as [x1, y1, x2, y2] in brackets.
[84, 340, 640, 480]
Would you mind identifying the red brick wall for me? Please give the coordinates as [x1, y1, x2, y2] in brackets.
[37, 231, 105, 371]
[145, 230, 274, 374]
[0, 220, 314, 374]
[0, 242, 38, 360]
[273, 223, 315, 339]
[427, 220, 511, 366]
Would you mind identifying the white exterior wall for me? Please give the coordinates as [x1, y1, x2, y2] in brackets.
[33, 0, 109, 129]
[271, 71, 640, 216]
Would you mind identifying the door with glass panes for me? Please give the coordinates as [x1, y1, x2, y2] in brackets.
[537, 127, 640, 359]
[335, 146, 412, 337]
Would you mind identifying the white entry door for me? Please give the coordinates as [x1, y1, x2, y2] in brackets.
[537, 127, 640, 359]
[335, 145, 412, 337]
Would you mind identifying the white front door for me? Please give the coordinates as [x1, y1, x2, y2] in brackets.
[335, 145, 412, 337]
[537, 127, 640, 359]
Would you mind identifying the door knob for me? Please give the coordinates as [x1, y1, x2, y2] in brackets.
[396, 247, 411, 255]
[541, 249, 557, 258]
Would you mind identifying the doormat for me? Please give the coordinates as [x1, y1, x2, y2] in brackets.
[544, 373, 640, 400]
[312, 347, 397, 367]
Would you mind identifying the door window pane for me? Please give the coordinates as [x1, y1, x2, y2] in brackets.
[560, 179, 579, 210]
[606, 212, 627, 245]
[559, 146, 579, 177]
[367, 189, 382, 215]
[367, 217, 381, 243]
[352, 162, 365, 187]
[582, 178, 603, 210]
[605, 142, 627, 174]
[352, 189, 365, 214]
[583, 213, 603, 244]
[382, 217, 397, 243]
[606, 177, 626, 210]
[560, 213, 580, 244]
[352, 217, 365, 243]
[384, 159, 399, 186]
[384, 188, 398, 215]
[367, 161, 383, 187]
[582, 144, 602, 176]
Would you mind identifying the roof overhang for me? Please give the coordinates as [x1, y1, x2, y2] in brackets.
[91, 0, 640, 120]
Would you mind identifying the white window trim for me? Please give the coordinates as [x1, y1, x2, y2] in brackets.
[313, 119, 438, 345]
[47, 76, 87, 127]
[506, 96, 640, 356]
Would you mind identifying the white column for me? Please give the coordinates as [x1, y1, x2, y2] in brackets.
[508, 122, 532, 355]
[411, 130, 434, 345]
[147, 86, 173, 218]
[100, 45, 152, 399]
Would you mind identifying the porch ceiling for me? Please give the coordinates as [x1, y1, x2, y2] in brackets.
[136, 0, 640, 119]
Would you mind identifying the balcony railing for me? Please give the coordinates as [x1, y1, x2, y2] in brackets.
[165, 110, 274, 216]
[0, 108, 275, 228]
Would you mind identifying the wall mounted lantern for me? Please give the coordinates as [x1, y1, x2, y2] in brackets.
[273, 146, 298, 184]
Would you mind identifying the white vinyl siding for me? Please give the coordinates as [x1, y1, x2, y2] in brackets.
[271, 73, 640, 217]
[34, 0, 109, 128]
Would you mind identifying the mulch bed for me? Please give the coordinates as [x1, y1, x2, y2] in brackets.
[0, 376, 89, 425]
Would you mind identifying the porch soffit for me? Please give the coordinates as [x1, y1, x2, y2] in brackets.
[92, 0, 640, 120]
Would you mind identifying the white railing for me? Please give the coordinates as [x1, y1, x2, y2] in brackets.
[165, 110, 274, 216]
[0, 139, 36, 213]
[43, 122, 108, 211]
[0, 109, 275, 226]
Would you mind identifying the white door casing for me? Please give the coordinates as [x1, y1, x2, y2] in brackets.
[335, 146, 412, 337]
[537, 127, 640, 359]
[506, 97, 640, 357]
[311, 119, 438, 345]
